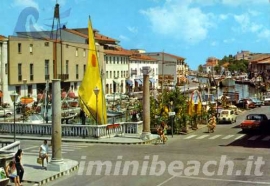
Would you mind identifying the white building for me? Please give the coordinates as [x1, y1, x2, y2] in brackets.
[0, 35, 12, 105]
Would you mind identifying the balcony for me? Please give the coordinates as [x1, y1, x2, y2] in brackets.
[58, 74, 69, 81]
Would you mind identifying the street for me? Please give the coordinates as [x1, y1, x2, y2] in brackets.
[20, 106, 270, 186]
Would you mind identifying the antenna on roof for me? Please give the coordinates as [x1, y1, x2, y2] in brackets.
[50, 2, 61, 40]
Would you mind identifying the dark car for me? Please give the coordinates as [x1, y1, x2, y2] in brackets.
[235, 99, 256, 109]
[240, 114, 269, 132]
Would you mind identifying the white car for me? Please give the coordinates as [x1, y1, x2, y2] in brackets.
[0, 106, 13, 117]
[105, 94, 121, 102]
[218, 109, 237, 124]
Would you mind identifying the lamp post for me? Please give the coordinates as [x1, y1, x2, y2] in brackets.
[93, 87, 100, 125]
[22, 79, 27, 122]
[10, 92, 18, 142]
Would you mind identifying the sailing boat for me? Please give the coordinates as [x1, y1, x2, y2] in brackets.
[78, 17, 107, 125]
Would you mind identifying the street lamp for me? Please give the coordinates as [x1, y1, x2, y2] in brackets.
[10, 91, 18, 142]
[93, 87, 100, 125]
[22, 79, 27, 122]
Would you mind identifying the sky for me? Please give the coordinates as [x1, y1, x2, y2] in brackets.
[1, 0, 270, 70]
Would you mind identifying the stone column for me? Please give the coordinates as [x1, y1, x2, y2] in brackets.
[140, 66, 152, 140]
[48, 79, 67, 171]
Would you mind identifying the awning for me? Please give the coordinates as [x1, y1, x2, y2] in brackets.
[126, 79, 133, 86]
[135, 79, 142, 85]
[149, 78, 155, 83]
[113, 79, 120, 84]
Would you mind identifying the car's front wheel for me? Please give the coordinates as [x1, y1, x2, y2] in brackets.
[5, 113, 11, 117]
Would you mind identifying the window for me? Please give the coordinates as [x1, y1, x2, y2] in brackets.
[18, 63, 22, 81]
[74, 82, 77, 90]
[5, 64, 7, 74]
[83, 49, 86, 57]
[27, 85, 32, 95]
[30, 64, 34, 81]
[117, 71, 119, 78]
[16, 86, 21, 96]
[106, 71, 108, 78]
[45, 60, 49, 80]
[76, 64, 79, 79]
[18, 43, 21, 53]
[66, 60, 69, 74]
[110, 71, 112, 78]
[44, 42, 49, 47]
[29, 44, 33, 54]
[75, 48, 78, 56]
[83, 64, 86, 74]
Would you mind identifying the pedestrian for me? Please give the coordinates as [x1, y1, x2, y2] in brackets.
[207, 113, 216, 133]
[39, 140, 49, 170]
[14, 149, 24, 183]
[80, 109, 86, 125]
[5, 160, 22, 186]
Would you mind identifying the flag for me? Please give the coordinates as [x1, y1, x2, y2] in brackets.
[78, 17, 107, 124]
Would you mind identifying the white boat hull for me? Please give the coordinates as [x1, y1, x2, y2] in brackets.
[221, 78, 235, 87]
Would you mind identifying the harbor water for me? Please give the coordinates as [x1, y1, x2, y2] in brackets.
[188, 76, 259, 100]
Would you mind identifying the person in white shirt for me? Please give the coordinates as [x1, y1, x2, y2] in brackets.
[39, 140, 49, 169]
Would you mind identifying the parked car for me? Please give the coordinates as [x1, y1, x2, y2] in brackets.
[263, 97, 270, 106]
[249, 97, 263, 107]
[105, 94, 120, 102]
[235, 99, 256, 109]
[218, 109, 237, 124]
[0, 106, 13, 117]
[240, 114, 269, 132]
[114, 93, 129, 100]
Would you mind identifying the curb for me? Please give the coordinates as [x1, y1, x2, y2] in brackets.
[0, 134, 156, 145]
[23, 164, 79, 186]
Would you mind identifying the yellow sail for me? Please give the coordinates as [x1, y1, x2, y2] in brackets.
[78, 18, 107, 124]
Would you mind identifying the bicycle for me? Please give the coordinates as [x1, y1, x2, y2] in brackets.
[155, 127, 168, 144]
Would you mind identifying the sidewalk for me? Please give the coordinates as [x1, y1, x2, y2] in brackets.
[17, 156, 78, 186]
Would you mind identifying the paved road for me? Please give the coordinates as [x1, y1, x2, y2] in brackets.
[19, 106, 270, 186]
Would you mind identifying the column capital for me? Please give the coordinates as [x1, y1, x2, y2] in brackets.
[141, 66, 152, 75]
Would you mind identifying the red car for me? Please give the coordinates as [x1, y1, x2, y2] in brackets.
[236, 99, 256, 109]
[240, 114, 269, 132]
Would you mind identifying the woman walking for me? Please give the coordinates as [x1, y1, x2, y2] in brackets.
[15, 149, 24, 183]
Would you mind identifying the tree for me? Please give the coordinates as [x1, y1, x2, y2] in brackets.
[198, 65, 203, 73]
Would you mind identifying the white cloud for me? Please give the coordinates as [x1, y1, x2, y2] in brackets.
[210, 41, 218, 46]
[222, 0, 267, 6]
[119, 35, 130, 41]
[250, 23, 263, 33]
[141, 0, 214, 43]
[223, 38, 235, 43]
[233, 13, 250, 32]
[219, 14, 229, 20]
[127, 26, 138, 34]
[258, 29, 270, 40]
[12, 0, 39, 9]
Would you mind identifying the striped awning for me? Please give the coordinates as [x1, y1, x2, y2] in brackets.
[135, 79, 142, 85]
[126, 79, 133, 86]
[149, 78, 155, 83]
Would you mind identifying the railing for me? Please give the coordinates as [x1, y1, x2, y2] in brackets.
[0, 141, 20, 153]
[0, 121, 143, 139]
